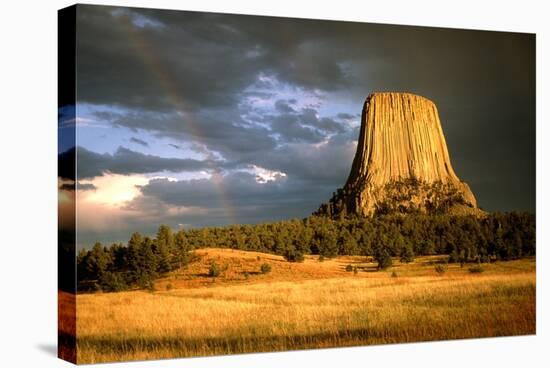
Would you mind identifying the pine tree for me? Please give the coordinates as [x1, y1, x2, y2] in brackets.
[317, 225, 338, 258]
[174, 230, 191, 268]
[156, 224, 174, 273]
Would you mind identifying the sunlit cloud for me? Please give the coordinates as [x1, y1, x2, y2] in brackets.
[248, 165, 287, 184]
[79, 173, 148, 207]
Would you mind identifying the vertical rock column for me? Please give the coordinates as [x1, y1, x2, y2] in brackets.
[317, 92, 477, 216]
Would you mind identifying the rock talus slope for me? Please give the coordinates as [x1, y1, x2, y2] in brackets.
[317, 92, 478, 217]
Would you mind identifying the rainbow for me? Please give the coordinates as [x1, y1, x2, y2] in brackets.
[117, 15, 238, 226]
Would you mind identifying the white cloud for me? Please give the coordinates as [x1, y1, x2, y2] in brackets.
[248, 165, 287, 184]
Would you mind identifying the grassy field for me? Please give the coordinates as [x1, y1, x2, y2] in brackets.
[71, 248, 536, 364]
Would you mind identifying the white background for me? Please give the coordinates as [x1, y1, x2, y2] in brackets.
[0, 0, 548, 367]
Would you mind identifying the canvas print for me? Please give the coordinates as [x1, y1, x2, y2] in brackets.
[58, 4, 536, 364]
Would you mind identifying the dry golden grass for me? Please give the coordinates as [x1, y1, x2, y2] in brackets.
[74, 249, 536, 364]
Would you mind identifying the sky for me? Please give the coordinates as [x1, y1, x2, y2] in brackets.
[58, 5, 536, 248]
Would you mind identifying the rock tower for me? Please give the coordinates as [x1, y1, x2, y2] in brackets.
[316, 92, 478, 217]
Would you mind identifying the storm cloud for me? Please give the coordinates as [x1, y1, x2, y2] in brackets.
[67, 4, 535, 246]
[126, 171, 334, 227]
[76, 146, 228, 179]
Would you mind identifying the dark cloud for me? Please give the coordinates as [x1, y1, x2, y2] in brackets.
[76, 146, 230, 179]
[72, 3, 535, 247]
[126, 171, 332, 227]
[77, 6, 535, 115]
[250, 133, 358, 185]
[76, 8, 264, 112]
[251, 105, 351, 144]
[337, 113, 355, 120]
[92, 107, 278, 158]
[59, 183, 75, 191]
[59, 182, 97, 192]
[76, 5, 358, 112]
[130, 137, 149, 147]
[269, 114, 324, 143]
[299, 108, 346, 134]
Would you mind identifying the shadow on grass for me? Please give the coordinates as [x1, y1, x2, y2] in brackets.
[195, 272, 214, 278]
[77, 328, 375, 356]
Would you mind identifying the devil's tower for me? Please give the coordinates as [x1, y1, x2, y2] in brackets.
[316, 92, 479, 217]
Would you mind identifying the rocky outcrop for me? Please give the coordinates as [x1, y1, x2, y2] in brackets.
[316, 92, 479, 217]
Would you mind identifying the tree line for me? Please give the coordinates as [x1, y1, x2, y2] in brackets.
[77, 211, 535, 292]
[77, 225, 190, 292]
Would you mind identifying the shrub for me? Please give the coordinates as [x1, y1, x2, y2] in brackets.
[260, 263, 272, 274]
[208, 262, 221, 277]
[345, 264, 353, 272]
[284, 248, 305, 262]
[353, 266, 358, 275]
[448, 251, 460, 264]
[468, 265, 484, 273]
[434, 264, 447, 274]
[136, 274, 155, 290]
[318, 255, 325, 262]
[165, 283, 173, 291]
[391, 271, 398, 278]
[375, 249, 393, 270]
[99, 271, 128, 292]
[399, 245, 414, 263]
